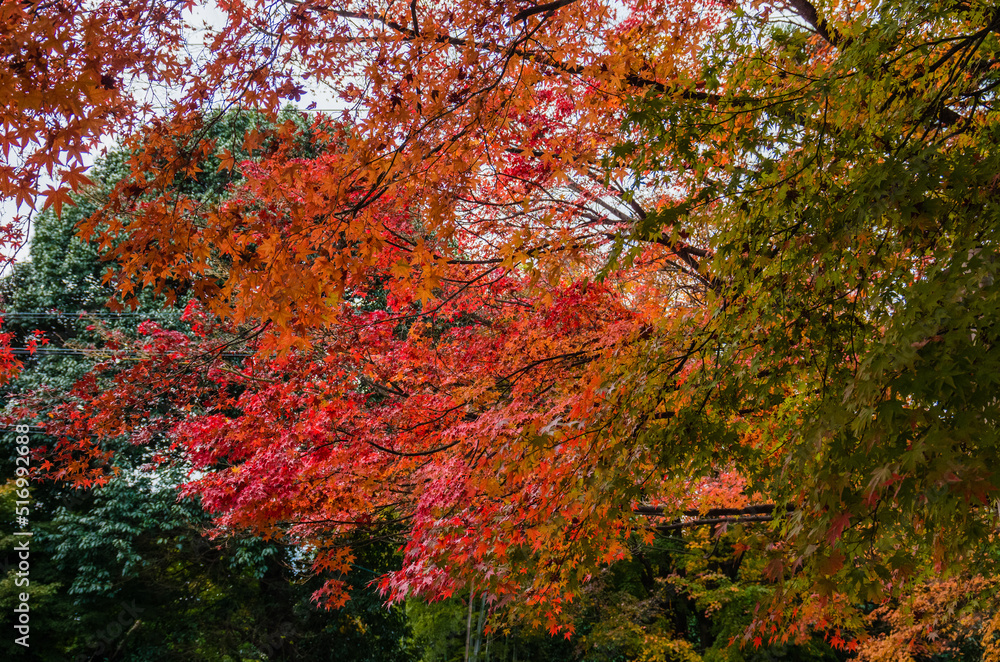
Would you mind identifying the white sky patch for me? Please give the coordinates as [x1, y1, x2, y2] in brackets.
[1, 0, 355, 271]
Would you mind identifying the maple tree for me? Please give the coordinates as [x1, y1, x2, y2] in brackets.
[1, 130, 419, 662]
[5, 0, 1000, 652]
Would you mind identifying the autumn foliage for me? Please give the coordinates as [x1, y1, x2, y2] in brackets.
[4, 0, 1000, 654]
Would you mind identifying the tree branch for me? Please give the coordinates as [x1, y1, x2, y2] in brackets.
[655, 515, 773, 532]
[786, 0, 842, 47]
[410, 0, 420, 36]
[509, 0, 579, 24]
[635, 503, 795, 518]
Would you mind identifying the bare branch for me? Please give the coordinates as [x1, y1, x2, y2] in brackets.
[509, 0, 579, 24]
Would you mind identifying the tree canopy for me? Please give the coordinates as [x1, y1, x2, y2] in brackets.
[1, 117, 417, 662]
[3, 0, 1000, 656]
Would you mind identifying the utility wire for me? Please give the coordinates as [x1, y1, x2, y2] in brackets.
[0, 312, 180, 318]
[8, 348, 253, 358]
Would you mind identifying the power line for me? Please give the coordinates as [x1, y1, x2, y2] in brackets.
[0, 312, 178, 318]
[8, 347, 253, 358]
[0, 424, 46, 433]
